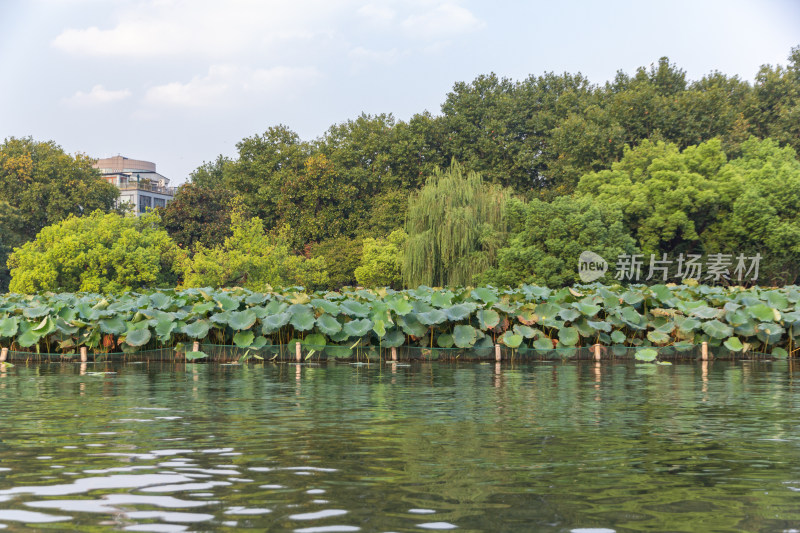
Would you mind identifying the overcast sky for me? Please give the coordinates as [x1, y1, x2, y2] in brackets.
[1, 0, 798, 183]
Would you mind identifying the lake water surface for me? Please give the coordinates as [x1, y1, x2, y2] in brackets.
[0, 360, 799, 532]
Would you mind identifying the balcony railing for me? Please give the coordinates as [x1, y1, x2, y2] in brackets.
[117, 181, 176, 196]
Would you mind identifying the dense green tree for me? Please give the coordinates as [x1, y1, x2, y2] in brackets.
[404, 162, 511, 287]
[182, 211, 328, 291]
[0, 137, 120, 241]
[480, 197, 637, 287]
[354, 230, 407, 289]
[746, 46, 800, 154]
[309, 236, 362, 289]
[160, 184, 237, 251]
[189, 154, 232, 189]
[8, 211, 182, 294]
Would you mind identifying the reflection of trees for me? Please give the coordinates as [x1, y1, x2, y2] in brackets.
[0, 362, 797, 531]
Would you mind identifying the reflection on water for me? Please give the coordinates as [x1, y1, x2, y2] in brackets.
[0, 360, 799, 531]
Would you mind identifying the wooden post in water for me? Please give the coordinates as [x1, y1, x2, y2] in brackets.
[80, 347, 88, 363]
[701, 341, 709, 361]
[296, 341, 302, 362]
[192, 341, 200, 352]
[391, 347, 397, 362]
[495, 343, 501, 362]
[0, 347, 7, 363]
[593, 344, 601, 362]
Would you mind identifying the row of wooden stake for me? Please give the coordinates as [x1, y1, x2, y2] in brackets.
[0, 341, 713, 363]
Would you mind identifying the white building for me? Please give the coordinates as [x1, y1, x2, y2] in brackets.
[93, 155, 175, 215]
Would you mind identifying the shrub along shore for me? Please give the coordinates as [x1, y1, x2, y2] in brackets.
[0, 283, 797, 362]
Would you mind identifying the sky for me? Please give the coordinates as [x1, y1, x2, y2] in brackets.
[0, 0, 798, 184]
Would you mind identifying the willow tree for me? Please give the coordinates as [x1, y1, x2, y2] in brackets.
[404, 162, 511, 287]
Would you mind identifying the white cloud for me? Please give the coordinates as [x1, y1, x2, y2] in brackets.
[401, 2, 483, 40]
[357, 3, 396, 24]
[144, 65, 321, 108]
[52, 0, 343, 58]
[348, 46, 401, 66]
[65, 84, 131, 105]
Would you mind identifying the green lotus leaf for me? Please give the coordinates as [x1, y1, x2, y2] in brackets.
[185, 350, 208, 361]
[310, 299, 339, 315]
[303, 333, 326, 348]
[325, 344, 352, 358]
[476, 309, 500, 330]
[17, 328, 41, 348]
[99, 317, 126, 335]
[316, 314, 342, 336]
[23, 305, 51, 319]
[676, 317, 701, 334]
[621, 307, 643, 326]
[723, 337, 743, 351]
[646, 330, 670, 344]
[343, 318, 373, 337]
[471, 287, 498, 304]
[431, 291, 454, 308]
[228, 310, 257, 331]
[535, 302, 561, 321]
[532, 336, 554, 351]
[748, 304, 776, 322]
[245, 293, 268, 306]
[621, 291, 644, 305]
[396, 313, 427, 337]
[635, 348, 658, 362]
[191, 301, 216, 315]
[765, 291, 789, 311]
[453, 324, 477, 348]
[574, 303, 601, 317]
[513, 324, 536, 338]
[772, 347, 789, 358]
[183, 320, 211, 339]
[261, 312, 291, 334]
[149, 293, 172, 310]
[215, 294, 239, 312]
[444, 303, 473, 321]
[339, 300, 370, 317]
[251, 336, 268, 350]
[587, 320, 612, 333]
[610, 330, 627, 344]
[125, 328, 151, 347]
[649, 284, 674, 302]
[373, 319, 387, 338]
[32, 316, 57, 336]
[233, 330, 255, 349]
[690, 306, 719, 319]
[417, 310, 448, 326]
[0, 317, 19, 338]
[672, 341, 694, 352]
[382, 329, 405, 348]
[725, 308, 750, 327]
[387, 298, 414, 316]
[756, 322, 784, 344]
[499, 331, 523, 349]
[558, 326, 579, 347]
[558, 308, 581, 322]
[289, 308, 316, 331]
[701, 319, 733, 340]
[436, 333, 454, 348]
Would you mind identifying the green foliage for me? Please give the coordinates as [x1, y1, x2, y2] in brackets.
[0, 283, 797, 356]
[354, 230, 406, 289]
[404, 162, 511, 287]
[481, 196, 637, 287]
[7, 211, 182, 294]
[160, 183, 237, 251]
[181, 210, 329, 291]
[309, 237, 361, 289]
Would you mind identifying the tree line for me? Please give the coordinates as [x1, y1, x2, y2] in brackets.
[2, 47, 799, 293]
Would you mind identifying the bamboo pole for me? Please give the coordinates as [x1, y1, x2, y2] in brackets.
[296, 342, 302, 362]
[593, 344, 601, 362]
[494, 343, 501, 362]
[80, 347, 88, 363]
[391, 347, 397, 362]
[0, 347, 7, 363]
[701, 341, 709, 361]
[192, 341, 200, 352]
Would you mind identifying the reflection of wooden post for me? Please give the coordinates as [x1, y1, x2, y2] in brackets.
[296, 342, 302, 362]
[391, 347, 397, 362]
[192, 341, 200, 352]
[80, 347, 88, 363]
[0, 348, 7, 362]
[593, 344, 601, 362]
[495, 344, 501, 362]
[701, 341, 709, 361]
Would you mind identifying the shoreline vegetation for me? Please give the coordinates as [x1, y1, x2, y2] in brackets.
[0, 284, 797, 363]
